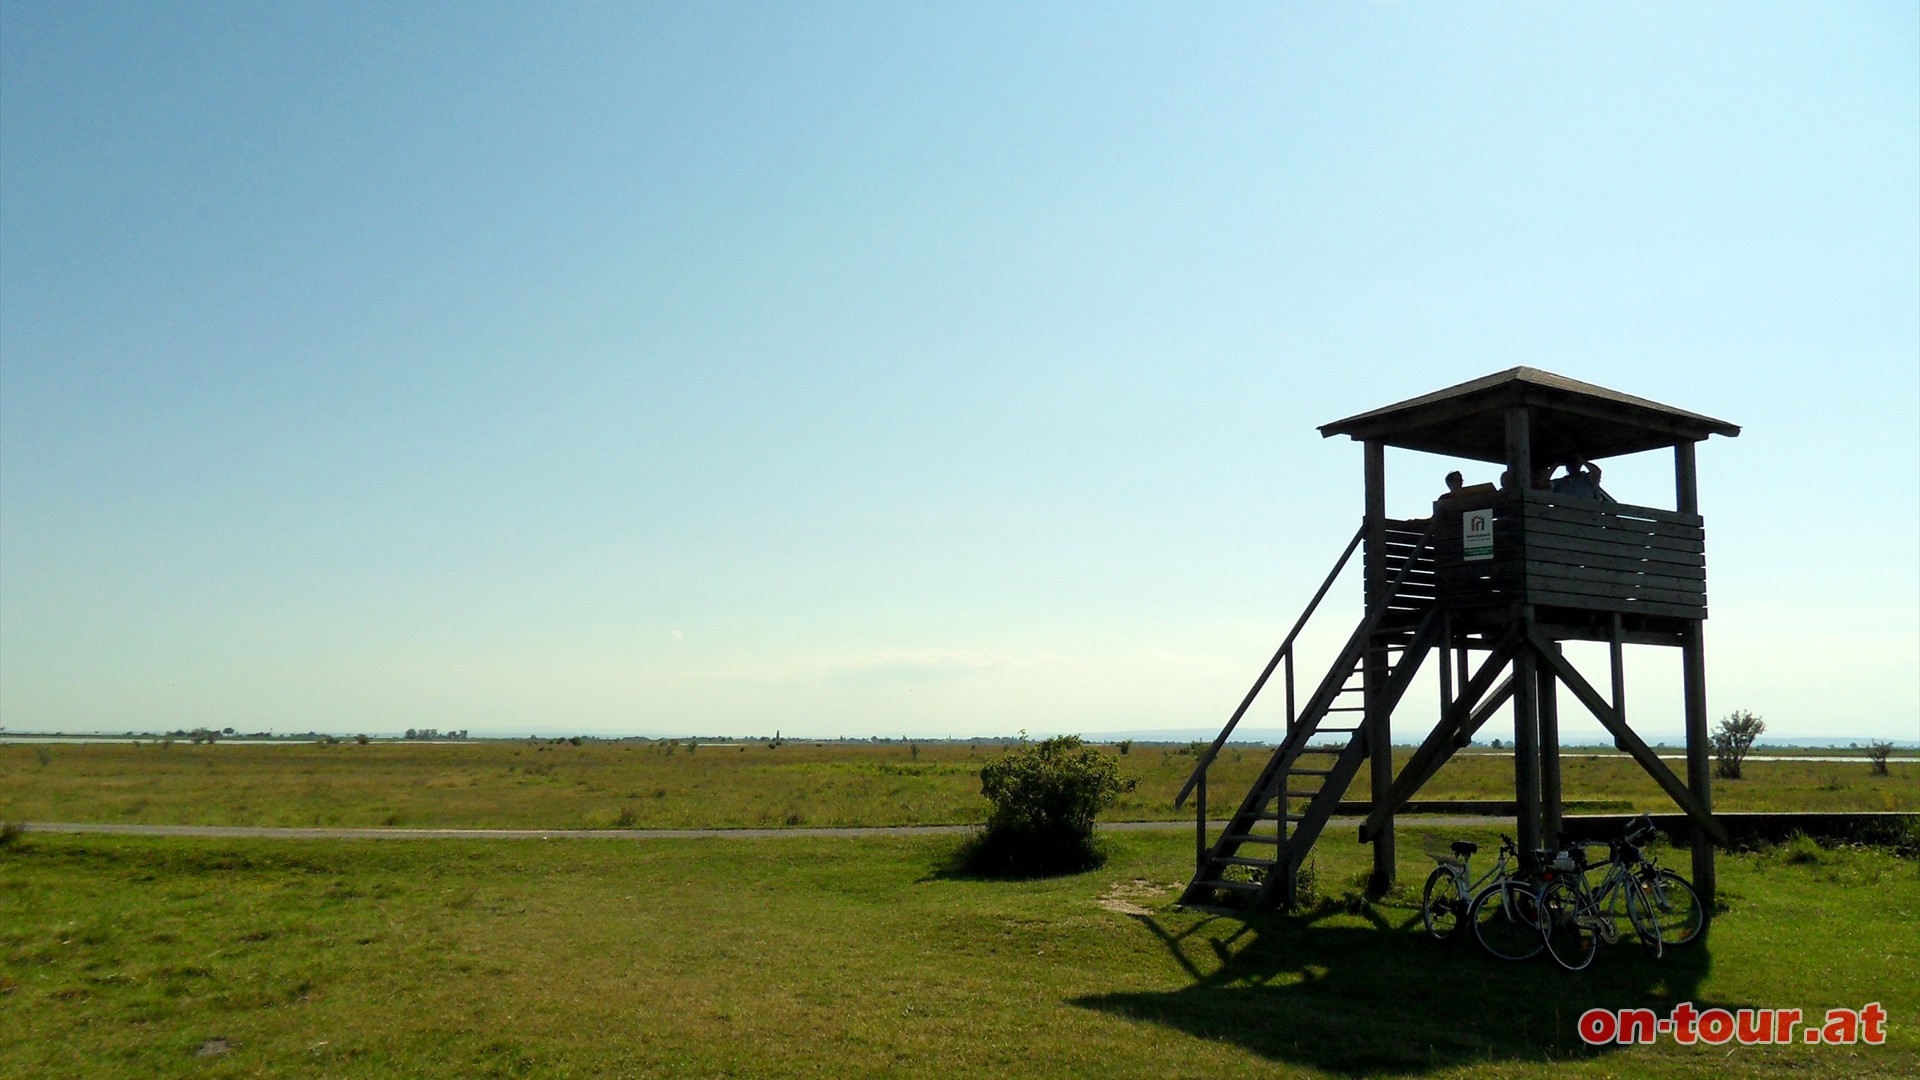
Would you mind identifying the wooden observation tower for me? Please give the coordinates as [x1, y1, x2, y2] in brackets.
[1177, 368, 1740, 912]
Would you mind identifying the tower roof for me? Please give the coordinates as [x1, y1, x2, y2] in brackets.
[1318, 367, 1740, 464]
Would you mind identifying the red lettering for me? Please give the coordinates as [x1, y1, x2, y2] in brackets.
[1775, 1008, 1802, 1044]
[1821, 1008, 1859, 1045]
[1735, 1008, 1770, 1044]
[1670, 1002, 1699, 1045]
[1698, 1008, 1735, 1045]
[1578, 1009, 1617, 1045]
[1862, 1002, 1887, 1045]
[1618, 1008, 1658, 1045]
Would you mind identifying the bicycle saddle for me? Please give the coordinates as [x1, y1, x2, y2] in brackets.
[1450, 840, 1479, 858]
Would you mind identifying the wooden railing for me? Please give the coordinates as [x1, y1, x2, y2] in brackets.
[1430, 490, 1707, 619]
[1173, 522, 1365, 810]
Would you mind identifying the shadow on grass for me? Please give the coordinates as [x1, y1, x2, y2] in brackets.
[922, 829, 1113, 882]
[1073, 900, 1747, 1076]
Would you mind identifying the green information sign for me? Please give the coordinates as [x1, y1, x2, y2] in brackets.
[1462, 510, 1493, 561]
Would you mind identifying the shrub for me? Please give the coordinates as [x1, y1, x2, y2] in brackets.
[961, 735, 1137, 877]
[1116, 740, 1132, 756]
[1711, 709, 1765, 780]
[1867, 742, 1894, 776]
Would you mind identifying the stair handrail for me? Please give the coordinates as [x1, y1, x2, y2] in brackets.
[1175, 521, 1364, 809]
[1176, 515, 1441, 810]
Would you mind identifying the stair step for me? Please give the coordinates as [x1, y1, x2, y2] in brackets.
[1290, 768, 1333, 777]
[1223, 833, 1282, 845]
[1217, 855, 1276, 868]
[1251, 811, 1308, 822]
[1326, 706, 1365, 713]
[1192, 878, 1262, 893]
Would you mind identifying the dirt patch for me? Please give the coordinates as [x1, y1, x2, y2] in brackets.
[1096, 878, 1168, 916]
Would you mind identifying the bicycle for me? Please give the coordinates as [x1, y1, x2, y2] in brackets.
[1535, 828, 1664, 972]
[1611, 814, 1707, 949]
[1460, 838, 1550, 962]
[1421, 835, 1509, 940]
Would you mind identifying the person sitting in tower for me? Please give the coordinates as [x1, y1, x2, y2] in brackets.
[1442, 470, 1496, 503]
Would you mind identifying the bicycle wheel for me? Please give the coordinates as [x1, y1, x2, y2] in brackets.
[1422, 867, 1466, 940]
[1469, 880, 1542, 961]
[1622, 875, 1664, 960]
[1538, 879, 1598, 972]
[1641, 868, 1705, 948]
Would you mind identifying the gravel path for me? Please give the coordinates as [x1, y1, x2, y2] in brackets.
[16, 816, 1504, 841]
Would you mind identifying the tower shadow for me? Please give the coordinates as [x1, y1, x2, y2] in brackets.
[1072, 902, 1742, 1075]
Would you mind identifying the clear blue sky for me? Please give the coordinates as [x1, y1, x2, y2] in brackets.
[3, 2, 1915, 742]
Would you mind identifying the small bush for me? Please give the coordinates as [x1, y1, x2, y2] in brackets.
[959, 735, 1137, 877]
[1711, 709, 1765, 780]
[1116, 740, 1132, 755]
[1867, 742, 1894, 776]
[0, 821, 23, 847]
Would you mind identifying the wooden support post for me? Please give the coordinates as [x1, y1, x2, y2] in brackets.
[1609, 613, 1627, 748]
[1512, 611, 1543, 857]
[1682, 620, 1714, 902]
[1675, 439, 1699, 515]
[1676, 440, 1715, 903]
[1195, 771, 1207, 877]
[1504, 394, 1544, 853]
[1363, 439, 1394, 895]
[1505, 405, 1533, 495]
[1539, 640, 1563, 843]
[1455, 633, 1470, 705]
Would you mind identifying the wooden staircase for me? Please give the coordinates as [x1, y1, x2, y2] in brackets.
[1177, 518, 1439, 912]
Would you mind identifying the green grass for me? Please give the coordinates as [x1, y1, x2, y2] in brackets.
[2, 826, 1913, 1078]
[4, 741, 1914, 831]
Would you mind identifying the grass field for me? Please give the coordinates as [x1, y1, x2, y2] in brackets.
[3, 825, 1914, 1078]
[3, 740, 1915, 831]
[5, 740, 1914, 1076]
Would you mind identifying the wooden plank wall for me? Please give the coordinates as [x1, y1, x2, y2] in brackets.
[1428, 490, 1707, 619]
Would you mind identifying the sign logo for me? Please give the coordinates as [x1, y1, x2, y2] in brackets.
[1463, 511, 1493, 561]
